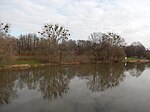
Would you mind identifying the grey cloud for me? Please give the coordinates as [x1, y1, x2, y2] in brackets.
[0, 0, 150, 47]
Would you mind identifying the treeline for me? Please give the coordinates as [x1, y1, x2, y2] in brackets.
[0, 21, 150, 65]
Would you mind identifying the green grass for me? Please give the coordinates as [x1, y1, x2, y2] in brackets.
[127, 57, 139, 61]
[15, 60, 42, 65]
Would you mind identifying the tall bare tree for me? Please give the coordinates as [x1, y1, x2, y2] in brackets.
[38, 24, 70, 63]
[89, 32, 126, 62]
[0, 22, 16, 65]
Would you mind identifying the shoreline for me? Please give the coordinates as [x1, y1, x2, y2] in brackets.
[124, 59, 150, 63]
[0, 62, 81, 71]
[0, 60, 150, 71]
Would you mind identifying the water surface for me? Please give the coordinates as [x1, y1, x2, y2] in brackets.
[0, 63, 150, 112]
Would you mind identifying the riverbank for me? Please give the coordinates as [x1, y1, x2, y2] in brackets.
[0, 61, 81, 70]
[0, 58, 150, 70]
[124, 57, 150, 63]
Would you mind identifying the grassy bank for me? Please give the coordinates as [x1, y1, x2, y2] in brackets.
[124, 57, 150, 63]
[0, 59, 80, 70]
[15, 60, 42, 65]
[0, 57, 150, 70]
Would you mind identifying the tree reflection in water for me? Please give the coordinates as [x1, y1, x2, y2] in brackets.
[0, 66, 71, 104]
[75, 64, 126, 92]
[126, 63, 146, 77]
[0, 64, 147, 105]
[39, 66, 70, 100]
[0, 71, 17, 104]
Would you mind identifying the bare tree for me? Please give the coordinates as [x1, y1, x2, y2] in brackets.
[0, 22, 10, 34]
[125, 41, 145, 58]
[38, 24, 70, 63]
[0, 21, 16, 65]
[89, 32, 126, 62]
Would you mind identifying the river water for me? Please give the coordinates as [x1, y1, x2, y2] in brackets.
[0, 63, 150, 112]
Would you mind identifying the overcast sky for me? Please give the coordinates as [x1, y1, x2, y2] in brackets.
[0, 0, 150, 47]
